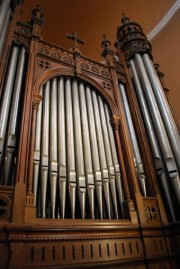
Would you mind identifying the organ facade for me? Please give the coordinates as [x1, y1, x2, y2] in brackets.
[0, 1, 179, 268]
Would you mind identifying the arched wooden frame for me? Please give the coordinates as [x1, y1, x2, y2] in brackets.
[26, 68, 132, 220]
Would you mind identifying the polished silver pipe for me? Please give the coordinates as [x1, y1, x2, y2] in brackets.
[86, 85, 103, 219]
[8, 47, 26, 137]
[33, 87, 43, 206]
[3, 47, 26, 185]
[92, 90, 111, 219]
[41, 81, 50, 218]
[98, 95, 118, 219]
[57, 77, 66, 219]
[65, 78, 76, 219]
[0, 46, 19, 184]
[0, 0, 11, 41]
[130, 58, 176, 220]
[72, 79, 86, 219]
[104, 104, 125, 218]
[135, 53, 180, 205]
[119, 83, 147, 197]
[50, 78, 58, 219]
[79, 81, 95, 219]
[143, 53, 180, 171]
[0, 8, 11, 58]
[0, 46, 19, 183]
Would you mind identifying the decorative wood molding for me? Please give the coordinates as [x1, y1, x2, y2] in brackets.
[147, 0, 180, 40]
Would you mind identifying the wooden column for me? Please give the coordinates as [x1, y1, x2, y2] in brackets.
[27, 94, 43, 195]
[24, 94, 42, 223]
[111, 115, 138, 223]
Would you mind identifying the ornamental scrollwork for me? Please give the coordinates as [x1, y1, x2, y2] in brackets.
[124, 41, 151, 60]
[39, 47, 50, 55]
[51, 52, 61, 60]
[63, 56, 74, 64]
[18, 27, 31, 36]
[91, 66, 100, 73]
[81, 63, 89, 70]
[101, 70, 109, 77]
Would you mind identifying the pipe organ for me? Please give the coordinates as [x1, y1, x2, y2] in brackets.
[0, 2, 179, 269]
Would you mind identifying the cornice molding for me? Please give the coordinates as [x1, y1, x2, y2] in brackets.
[147, 0, 180, 41]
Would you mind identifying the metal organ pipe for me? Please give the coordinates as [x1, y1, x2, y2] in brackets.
[79, 82, 95, 219]
[65, 78, 76, 219]
[4, 47, 26, 185]
[142, 53, 180, 171]
[119, 83, 147, 197]
[50, 78, 58, 219]
[0, 45, 26, 186]
[130, 59, 176, 221]
[57, 78, 66, 219]
[72, 79, 86, 219]
[104, 104, 125, 218]
[0, 0, 11, 42]
[0, 8, 11, 58]
[98, 95, 118, 219]
[133, 54, 180, 208]
[33, 87, 43, 207]
[0, 46, 19, 151]
[41, 81, 50, 218]
[92, 90, 111, 219]
[85, 86, 103, 219]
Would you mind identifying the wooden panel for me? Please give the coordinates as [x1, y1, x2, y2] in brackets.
[21, 238, 144, 268]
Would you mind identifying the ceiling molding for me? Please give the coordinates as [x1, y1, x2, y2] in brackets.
[147, 0, 180, 41]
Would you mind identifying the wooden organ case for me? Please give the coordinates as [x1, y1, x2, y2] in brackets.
[0, 2, 180, 269]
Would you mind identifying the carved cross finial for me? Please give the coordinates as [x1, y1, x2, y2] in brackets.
[66, 32, 85, 45]
[66, 32, 85, 55]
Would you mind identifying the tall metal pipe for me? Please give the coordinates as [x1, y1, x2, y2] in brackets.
[72, 79, 86, 219]
[50, 78, 58, 218]
[41, 81, 50, 218]
[98, 95, 118, 219]
[133, 55, 180, 207]
[119, 83, 147, 197]
[86, 85, 103, 219]
[0, 0, 11, 41]
[33, 87, 43, 207]
[0, 46, 19, 142]
[104, 104, 125, 218]
[3, 47, 26, 185]
[92, 90, 111, 219]
[65, 78, 76, 219]
[143, 53, 180, 171]
[0, 46, 19, 184]
[0, 8, 11, 58]
[79, 82, 95, 219]
[57, 77, 66, 219]
[130, 58, 176, 220]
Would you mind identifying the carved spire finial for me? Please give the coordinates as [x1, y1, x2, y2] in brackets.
[121, 13, 130, 24]
[101, 34, 111, 48]
[31, 4, 43, 27]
